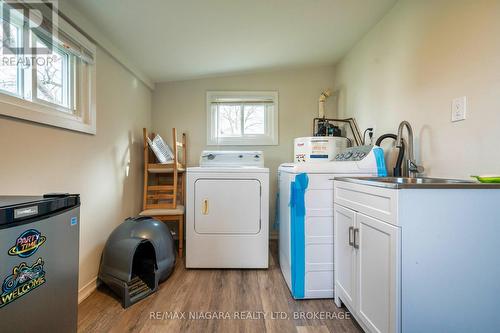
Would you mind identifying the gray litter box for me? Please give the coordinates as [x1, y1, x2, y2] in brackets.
[98, 216, 176, 308]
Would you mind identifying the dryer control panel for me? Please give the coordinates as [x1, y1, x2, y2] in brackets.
[200, 151, 264, 167]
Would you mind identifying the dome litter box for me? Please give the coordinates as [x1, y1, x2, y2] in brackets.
[98, 216, 176, 307]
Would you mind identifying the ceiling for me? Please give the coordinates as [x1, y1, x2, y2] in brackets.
[66, 0, 396, 83]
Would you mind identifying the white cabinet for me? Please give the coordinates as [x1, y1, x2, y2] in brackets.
[334, 204, 400, 333]
[333, 205, 356, 308]
[334, 179, 500, 333]
[357, 213, 399, 333]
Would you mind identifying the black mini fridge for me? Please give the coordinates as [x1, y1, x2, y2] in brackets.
[0, 194, 80, 333]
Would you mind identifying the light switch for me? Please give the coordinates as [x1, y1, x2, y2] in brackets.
[451, 96, 467, 122]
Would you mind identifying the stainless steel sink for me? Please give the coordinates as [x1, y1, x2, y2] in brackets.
[365, 177, 472, 184]
[335, 177, 500, 189]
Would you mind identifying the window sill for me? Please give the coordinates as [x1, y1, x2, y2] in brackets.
[207, 136, 278, 146]
[0, 92, 96, 134]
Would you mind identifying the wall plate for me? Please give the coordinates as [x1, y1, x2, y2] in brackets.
[451, 96, 467, 122]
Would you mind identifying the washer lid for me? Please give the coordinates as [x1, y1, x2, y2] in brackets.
[278, 161, 378, 174]
[199, 150, 264, 167]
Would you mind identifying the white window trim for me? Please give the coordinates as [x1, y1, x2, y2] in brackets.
[0, 6, 97, 134]
[206, 91, 279, 146]
[0, 61, 96, 134]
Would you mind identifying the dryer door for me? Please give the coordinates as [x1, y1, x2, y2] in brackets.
[194, 179, 261, 234]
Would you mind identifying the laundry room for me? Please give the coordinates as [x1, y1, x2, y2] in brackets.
[0, 1, 499, 333]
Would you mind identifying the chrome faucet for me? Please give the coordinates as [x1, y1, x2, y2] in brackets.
[396, 121, 424, 178]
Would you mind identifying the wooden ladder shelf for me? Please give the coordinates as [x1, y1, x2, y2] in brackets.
[140, 128, 187, 257]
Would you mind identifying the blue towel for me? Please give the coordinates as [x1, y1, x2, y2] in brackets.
[290, 172, 309, 298]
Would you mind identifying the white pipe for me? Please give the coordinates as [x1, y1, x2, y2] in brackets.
[318, 89, 332, 118]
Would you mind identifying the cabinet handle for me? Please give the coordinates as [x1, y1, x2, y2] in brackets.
[348, 226, 354, 246]
[202, 199, 209, 215]
[353, 228, 359, 249]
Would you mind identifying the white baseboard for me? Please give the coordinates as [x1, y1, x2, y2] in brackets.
[78, 277, 98, 304]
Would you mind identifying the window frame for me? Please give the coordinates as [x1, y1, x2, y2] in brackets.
[0, 11, 23, 98]
[206, 91, 279, 146]
[32, 34, 73, 111]
[0, 4, 96, 134]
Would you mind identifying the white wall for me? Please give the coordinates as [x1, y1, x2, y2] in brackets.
[334, 0, 500, 179]
[0, 47, 152, 295]
[152, 66, 336, 235]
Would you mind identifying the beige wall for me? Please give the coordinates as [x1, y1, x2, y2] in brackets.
[0, 47, 152, 292]
[334, 0, 500, 178]
[152, 66, 336, 235]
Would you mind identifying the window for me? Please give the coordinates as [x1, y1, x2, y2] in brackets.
[0, 2, 96, 134]
[207, 91, 278, 145]
[0, 19, 20, 95]
[35, 37, 70, 108]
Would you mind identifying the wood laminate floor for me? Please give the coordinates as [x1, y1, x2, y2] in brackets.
[78, 241, 362, 333]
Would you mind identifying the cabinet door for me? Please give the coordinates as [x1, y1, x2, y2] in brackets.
[356, 212, 399, 333]
[333, 204, 356, 308]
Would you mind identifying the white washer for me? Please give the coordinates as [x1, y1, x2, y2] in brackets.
[186, 151, 269, 268]
[278, 145, 387, 299]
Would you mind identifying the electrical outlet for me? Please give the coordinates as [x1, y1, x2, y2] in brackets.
[451, 96, 467, 122]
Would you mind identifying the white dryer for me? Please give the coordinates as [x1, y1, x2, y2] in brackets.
[278, 145, 387, 299]
[186, 151, 269, 268]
